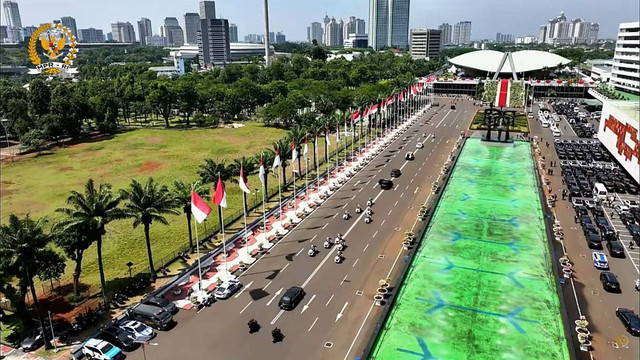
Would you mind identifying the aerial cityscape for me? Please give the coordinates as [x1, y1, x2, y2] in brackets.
[0, 0, 639, 360]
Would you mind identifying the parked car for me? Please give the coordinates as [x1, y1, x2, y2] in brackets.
[585, 233, 603, 249]
[19, 328, 45, 352]
[81, 338, 125, 360]
[606, 240, 625, 257]
[97, 325, 137, 351]
[127, 303, 173, 330]
[119, 320, 155, 342]
[278, 286, 305, 310]
[572, 198, 585, 208]
[141, 295, 178, 314]
[616, 308, 640, 337]
[615, 205, 630, 215]
[599, 272, 620, 292]
[214, 279, 241, 299]
[592, 252, 609, 269]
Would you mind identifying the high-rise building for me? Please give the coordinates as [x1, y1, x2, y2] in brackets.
[137, 18, 152, 45]
[369, 0, 410, 50]
[198, 18, 230, 66]
[0, 25, 8, 41]
[343, 16, 366, 43]
[229, 23, 238, 43]
[22, 25, 36, 39]
[60, 16, 77, 38]
[438, 23, 452, 45]
[452, 21, 471, 44]
[495, 33, 514, 43]
[610, 21, 639, 95]
[324, 17, 343, 47]
[146, 35, 167, 46]
[184, 13, 200, 44]
[110, 22, 136, 42]
[2, 0, 23, 42]
[79, 28, 105, 42]
[537, 25, 547, 44]
[199, 1, 216, 20]
[308, 22, 323, 44]
[275, 31, 286, 44]
[410, 28, 441, 60]
[515, 36, 537, 44]
[106, 32, 113, 41]
[245, 33, 263, 43]
[162, 17, 184, 46]
[541, 12, 599, 45]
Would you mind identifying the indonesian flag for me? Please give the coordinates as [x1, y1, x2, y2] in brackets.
[291, 141, 298, 161]
[411, 85, 418, 96]
[272, 150, 281, 170]
[399, 91, 405, 102]
[212, 176, 227, 208]
[369, 103, 379, 115]
[350, 110, 361, 123]
[191, 191, 212, 223]
[362, 107, 370, 118]
[417, 83, 424, 92]
[381, 98, 388, 113]
[325, 127, 331, 147]
[258, 157, 265, 185]
[303, 137, 309, 160]
[336, 124, 340, 143]
[387, 95, 395, 105]
[238, 164, 251, 194]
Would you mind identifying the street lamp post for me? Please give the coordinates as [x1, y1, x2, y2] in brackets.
[126, 262, 134, 278]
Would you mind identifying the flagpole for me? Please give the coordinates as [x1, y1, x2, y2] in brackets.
[242, 191, 248, 259]
[292, 150, 297, 215]
[260, 153, 266, 235]
[278, 169, 283, 231]
[315, 134, 319, 190]
[194, 220, 203, 292]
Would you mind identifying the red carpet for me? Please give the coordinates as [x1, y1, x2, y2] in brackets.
[497, 79, 509, 107]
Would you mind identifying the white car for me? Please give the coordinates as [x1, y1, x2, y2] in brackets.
[416, 142, 424, 149]
[623, 200, 639, 209]
[552, 130, 561, 137]
[592, 252, 609, 270]
[119, 320, 155, 342]
[214, 279, 241, 299]
[82, 338, 124, 360]
[614, 205, 630, 215]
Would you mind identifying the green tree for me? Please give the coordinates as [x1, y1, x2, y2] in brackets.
[56, 179, 128, 302]
[172, 180, 209, 250]
[199, 159, 233, 184]
[37, 251, 66, 293]
[120, 178, 179, 275]
[28, 78, 51, 119]
[53, 223, 93, 296]
[176, 80, 198, 127]
[148, 81, 175, 127]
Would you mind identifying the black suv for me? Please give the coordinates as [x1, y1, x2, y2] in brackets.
[606, 240, 625, 257]
[97, 325, 137, 351]
[585, 233, 602, 249]
[279, 286, 305, 310]
[390, 169, 402, 178]
[378, 179, 394, 190]
[600, 272, 620, 293]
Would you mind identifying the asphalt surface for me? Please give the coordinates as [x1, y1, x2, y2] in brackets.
[530, 102, 640, 360]
[124, 99, 477, 360]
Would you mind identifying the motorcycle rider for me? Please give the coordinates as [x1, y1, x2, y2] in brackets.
[343, 210, 350, 219]
[355, 204, 362, 213]
[367, 197, 373, 206]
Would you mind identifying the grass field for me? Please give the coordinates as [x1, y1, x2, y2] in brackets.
[471, 110, 529, 133]
[370, 139, 569, 360]
[1, 123, 294, 292]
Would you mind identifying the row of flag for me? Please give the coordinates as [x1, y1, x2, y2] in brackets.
[350, 82, 426, 123]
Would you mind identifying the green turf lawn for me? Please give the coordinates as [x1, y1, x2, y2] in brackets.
[1, 123, 294, 291]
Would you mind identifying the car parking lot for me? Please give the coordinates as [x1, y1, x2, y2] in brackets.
[549, 100, 599, 138]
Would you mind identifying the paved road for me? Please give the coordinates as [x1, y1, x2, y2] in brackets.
[125, 100, 477, 360]
[530, 103, 640, 360]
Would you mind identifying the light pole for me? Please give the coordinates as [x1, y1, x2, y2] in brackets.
[126, 262, 134, 278]
[263, 0, 271, 65]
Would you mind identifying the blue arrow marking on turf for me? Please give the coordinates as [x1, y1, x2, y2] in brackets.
[456, 210, 519, 227]
[417, 292, 540, 334]
[438, 257, 523, 287]
[449, 232, 531, 253]
[396, 337, 440, 360]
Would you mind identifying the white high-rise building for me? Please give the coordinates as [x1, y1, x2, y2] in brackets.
[137, 18, 152, 45]
[307, 21, 323, 44]
[229, 23, 238, 43]
[111, 21, 136, 42]
[452, 21, 471, 45]
[2, 0, 22, 42]
[369, 0, 410, 50]
[541, 12, 599, 45]
[324, 17, 343, 47]
[610, 21, 639, 95]
[60, 16, 77, 39]
[410, 28, 441, 60]
[184, 13, 200, 45]
[438, 23, 452, 45]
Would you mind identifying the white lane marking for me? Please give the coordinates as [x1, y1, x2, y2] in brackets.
[332, 213, 339, 219]
[342, 203, 349, 209]
[394, 184, 399, 190]
[354, 180, 360, 186]
[351, 195, 356, 200]
[240, 301, 253, 314]
[263, 280, 273, 290]
[301, 294, 317, 314]
[322, 223, 329, 229]
[281, 263, 290, 272]
[352, 258, 359, 268]
[446, 140, 449, 143]
[373, 230, 378, 238]
[335, 302, 349, 322]
[326, 294, 334, 306]
[388, 209, 393, 215]
[311, 234, 318, 242]
[234, 281, 253, 299]
[380, 220, 386, 226]
[394, 200, 398, 207]
[411, 178, 414, 183]
[363, 243, 370, 252]
[414, 187, 419, 194]
[308, 317, 319, 332]
[295, 248, 304, 257]
[340, 275, 348, 285]
[270, 309, 285, 325]
[266, 287, 283, 306]
[400, 192, 404, 198]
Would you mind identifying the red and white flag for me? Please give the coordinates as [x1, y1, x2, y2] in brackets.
[291, 141, 298, 162]
[258, 157, 265, 185]
[272, 150, 281, 170]
[381, 99, 388, 113]
[238, 164, 251, 194]
[325, 127, 331, 147]
[411, 85, 418, 96]
[212, 176, 227, 208]
[351, 110, 361, 123]
[369, 103, 379, 115]
[399, 91, 405, 102]
[387, 95, 395, 105]
[303, 137, 309, 160]
[191, 191, 212, 223]
[362, 107, 370, 118]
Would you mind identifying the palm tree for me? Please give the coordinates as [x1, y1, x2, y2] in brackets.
[56, 179, 128, 302]
[260, 150, 276, 197]
[172, 180, 208, 250]
[272, 139, 291, 185]
[53, 222, 93, 296]
[0, 214, 56, 348]
[229, 156, 258, 218]
[306, 121, 323, 172]
[287, 125, 306, 172]
[120, 178, 180, 275]
[199, 159, 233, 184]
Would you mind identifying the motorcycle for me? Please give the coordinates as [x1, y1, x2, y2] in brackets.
[355, 205, 362, 214]
[366, 198, 373, 207]
[336, 243, 345, 251]
[343, 211, 350, 220]
[365, 208, 373, 216]
[324, 239, 332, 249]
[334, 253, 343, 264]
[308, 245, 318, 257]
[635, 279, 640, 292]
[364, 215, 372, 224]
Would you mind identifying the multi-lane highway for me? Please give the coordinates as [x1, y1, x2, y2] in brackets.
[127, 99, 478, 360]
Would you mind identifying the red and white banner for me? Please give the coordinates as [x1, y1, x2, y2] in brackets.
[351, 110, 361, 123]
[191, 191, 212, 223]
[369, 103, 379, 115]
[272, 150, 281, 170]
[238, 165, 251, 194]
[212, 176, 227, 208]
[258, 158, 265, 185]
[291, 141, 298, 162]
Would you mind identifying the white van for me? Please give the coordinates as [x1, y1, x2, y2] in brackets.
[542, 120, 550, 128]
[593, 182, 607, 200]
[552, 129, 561, 137]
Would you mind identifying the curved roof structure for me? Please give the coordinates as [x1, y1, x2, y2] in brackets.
[450, 50, 571, 74]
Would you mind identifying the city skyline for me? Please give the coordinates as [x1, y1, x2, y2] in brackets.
[1, 0, 638, 43]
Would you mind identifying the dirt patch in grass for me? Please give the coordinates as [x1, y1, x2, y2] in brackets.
[136, 160, 165, 174]
[147, 136, 165, 144]
[58, 166, 74, 172]
[0, 181, 14, 196]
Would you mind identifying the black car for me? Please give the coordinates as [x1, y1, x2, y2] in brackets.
[279, 286, 305, 310]
[575, 206, 588, 216]
[593, 206, 605, 217]
[606, 240, 625, 257]
[616, 308, 640, 337]
[97, 325, 137, 351]
[451, 104, 456, 110]
[585, 233, 602, 249]
[595, 217, 609, 230]
[390, 169, 402, 178]
[142, 295, 179, 314]
[378, 179, 394, 190]
[628, 224, 640, 237]
[583, 223, 597, 236]
[600, 272, 620, 292]
[19, 328, 45, 352]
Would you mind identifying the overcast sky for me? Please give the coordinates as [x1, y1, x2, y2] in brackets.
[5, 0, 639, 41]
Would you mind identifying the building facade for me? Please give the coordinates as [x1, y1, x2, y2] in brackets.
[343, 33, 368, 48]
[2, 0, 22, 42]
[184, 13, 200, 45]
[22, 25, 36, 39]
[410, 28, 441, 60]
[369, 0, 410, 50]
[199, 1, 216, 20]
[307, 21, 323, 44]
[229, 23, 238, 43]
[137, 18, 152, 45]
[146, 35, 167, 46]
[245, 33, 263, 43]
[610, 21, 640, 95]
[452, 21, 471, 45]
[275, 31, 286, 44]
[162, 17, 184, 47]
[111, 21, 136, 42]
[324, 17, 343, 47]
[438, 23, 452, 45]
[495, 33, 514, 43]
[368, 0, 388, 50]
[79, 27, 105, 42]
[60, 16, 77, 38]
[539, 12, 599, 45]
[198, 18, 230, 66]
